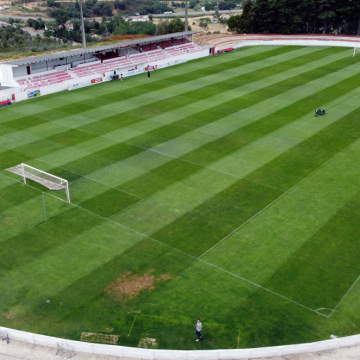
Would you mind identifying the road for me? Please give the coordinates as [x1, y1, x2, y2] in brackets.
[0, 13, 35, 20]
[155, 10, 241, 17]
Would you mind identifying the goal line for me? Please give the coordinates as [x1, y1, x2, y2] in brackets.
[6, 163, 70, 203]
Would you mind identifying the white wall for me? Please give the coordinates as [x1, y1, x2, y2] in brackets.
[12, 65, 28, 79]
[216, 39, 360, 52]
[0, 64, 20, 87]
[12, 49, 209, 103]
[1, 324, 360, 360]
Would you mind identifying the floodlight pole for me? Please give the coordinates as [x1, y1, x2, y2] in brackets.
[43, 192, 47, 221]
[185, 0, 188, 31]
[79, 0, 86, 49]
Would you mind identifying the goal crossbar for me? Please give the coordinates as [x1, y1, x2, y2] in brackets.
[6, 163, 70, 203]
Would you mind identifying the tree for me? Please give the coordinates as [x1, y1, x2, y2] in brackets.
[52, 9, 70, 26]
[218, 1, 236, 10]
[113, 22, 129, 35]
[73, 19, 81, 31]
[205, 2, 215, 10]
[167, 17, 183, 32]
[227, 0, 254, 33]
[189, 0, 199, 8]
[318, 0, 335, 33]
[253, 0, 275, 33]
[199, 19, 208, 28]
[156, 19, 170, 34]
[114, 0, 126, 10]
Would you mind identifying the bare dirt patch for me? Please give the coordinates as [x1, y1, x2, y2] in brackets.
[80, 332, 119, 345]
[104, 270, 172, 302]
[138, 337, 158, 349]
[4, 310, 17, 320]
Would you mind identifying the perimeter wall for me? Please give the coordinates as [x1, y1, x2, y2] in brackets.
[1, 325, 360, 359]
[1, 48, 209, 103]
[215, 39, 360, 52]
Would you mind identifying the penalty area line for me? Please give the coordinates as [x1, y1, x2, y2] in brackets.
[328, 272, 360, 317]
[0, 172, 326, 318]
[199, 259, 326, 317]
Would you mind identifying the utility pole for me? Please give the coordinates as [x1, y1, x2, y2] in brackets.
[185, 0, 188, 31]
[79, 0, 86, 49]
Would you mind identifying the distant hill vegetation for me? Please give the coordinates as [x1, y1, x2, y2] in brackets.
[228, 0, 360, 35]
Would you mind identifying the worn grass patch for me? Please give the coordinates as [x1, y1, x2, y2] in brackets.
[104, 270, 172, 302]
[80, 332, 119, 344]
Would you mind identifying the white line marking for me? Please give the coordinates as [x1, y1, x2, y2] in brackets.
[108, 199, 145, 219]
[328, 272, 360, 317]
[47, 121, 287, 193]
[2, 114, 360, 318]
[34, 158, 143, 200]
[197, 132, 360, 260]
[128, 315, 137, 337]
[0, 171, 322, 317]
[199, 259, 325, 317]
[197, 191, 288, 259]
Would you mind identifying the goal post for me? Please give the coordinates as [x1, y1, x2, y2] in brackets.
[353, 46, 360, 57]
[6, 163, 71, 203]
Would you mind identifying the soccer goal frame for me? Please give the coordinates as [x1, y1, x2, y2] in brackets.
[6, 163, 71, 203]
[353, 46, 360, 57]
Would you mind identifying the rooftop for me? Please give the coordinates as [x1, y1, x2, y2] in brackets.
[3, 31, 200, 67]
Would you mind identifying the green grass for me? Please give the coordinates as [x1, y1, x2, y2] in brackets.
[2, 45, 360, 350]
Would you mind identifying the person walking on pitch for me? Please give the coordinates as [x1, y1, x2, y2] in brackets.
[194, 318, 203, 341]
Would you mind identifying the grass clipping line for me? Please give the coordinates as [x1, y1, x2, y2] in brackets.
[104, 270, 172, 302]
[80, 332, 119, 344]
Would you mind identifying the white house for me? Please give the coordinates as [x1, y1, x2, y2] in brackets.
[127, 15, 149, 22]
[220, 14, 230, 20]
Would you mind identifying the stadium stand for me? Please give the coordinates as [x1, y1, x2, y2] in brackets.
[0, 31, 206, 101]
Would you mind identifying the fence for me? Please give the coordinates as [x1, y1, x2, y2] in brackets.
[1, 325, 360, 359]
[215, 39, 360, 53]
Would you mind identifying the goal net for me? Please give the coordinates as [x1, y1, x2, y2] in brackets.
[354, 46, 360, 57]
[6, 163, 71, 203]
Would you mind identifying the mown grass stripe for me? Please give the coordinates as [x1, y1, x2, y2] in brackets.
[0, 218, 144, 306]
[203, 135, 360, 292]
[0, 47, 293, 129]
[182, 68, 360, 168]
[151, 179, 283, 257]
[51, 47, 316, 129]
[247, 96, 360, 190]
[263, 190, 360, 309]
[81, 55, 360, 198]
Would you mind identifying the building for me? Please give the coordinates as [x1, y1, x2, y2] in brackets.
[220, 14, 230, 20]
[127, 15, 149, 22]
[58, 23, 74, 30]
[0, 31, 205, 102]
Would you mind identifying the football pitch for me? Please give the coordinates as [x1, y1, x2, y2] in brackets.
[2, 45, 360, 350]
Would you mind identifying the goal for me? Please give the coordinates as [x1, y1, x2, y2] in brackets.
[353, 46, 360, 57]
[6, 163, 71, 203]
